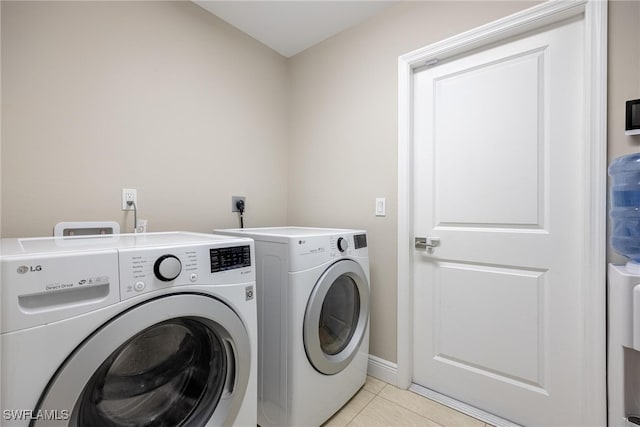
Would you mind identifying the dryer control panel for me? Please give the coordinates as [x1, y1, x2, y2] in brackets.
[328, 233, 368, 258]
[289, 232, 368, 271]
[118, 243, 254, 300]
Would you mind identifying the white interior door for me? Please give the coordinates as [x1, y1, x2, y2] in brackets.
[412, 17, 585, 426]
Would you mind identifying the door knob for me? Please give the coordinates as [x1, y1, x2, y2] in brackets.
[415, 237, 440, 250]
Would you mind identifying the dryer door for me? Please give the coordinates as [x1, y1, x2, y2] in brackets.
[303, 259, 370, 375]
[33, 293, 251, 427]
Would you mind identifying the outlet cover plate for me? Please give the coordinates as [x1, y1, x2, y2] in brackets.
[232, 196, 246, 212]
[122, 188, 137, 210]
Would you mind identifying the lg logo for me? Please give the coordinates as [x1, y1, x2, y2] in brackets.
[17, 265, 42, 274]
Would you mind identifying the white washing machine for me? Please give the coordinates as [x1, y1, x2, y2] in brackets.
[215, 227, 370, 427]
[0, 232, 257, 426]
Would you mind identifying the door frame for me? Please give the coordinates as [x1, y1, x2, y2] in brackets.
[396, 0, 607, 425]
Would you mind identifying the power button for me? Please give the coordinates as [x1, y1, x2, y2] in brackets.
[134, 281, 146, 292]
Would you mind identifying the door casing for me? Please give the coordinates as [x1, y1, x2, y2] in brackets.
[396, 1, 607, 425]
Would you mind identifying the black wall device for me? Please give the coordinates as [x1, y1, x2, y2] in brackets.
[626, 99, 640, 135]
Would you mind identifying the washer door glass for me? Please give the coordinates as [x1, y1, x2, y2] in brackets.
[319, 275, 360, 356]
[304, 260, 370, 375]
[76, 318, 226, 426]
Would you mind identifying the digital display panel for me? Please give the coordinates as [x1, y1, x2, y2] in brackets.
[354, 234, 367, 249]
[210, 245, 251, 272]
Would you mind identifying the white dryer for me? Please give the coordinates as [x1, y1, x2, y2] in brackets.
[215, 227, 370, 427]
[0, 232, 257, 427]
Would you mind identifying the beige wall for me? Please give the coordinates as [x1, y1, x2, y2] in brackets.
[608, 0, 640, 162]
[3, 0, 638, 367]
[288, 1, 539, 363]
[1, 1, 289, 237]
[608, 0, 640, 264]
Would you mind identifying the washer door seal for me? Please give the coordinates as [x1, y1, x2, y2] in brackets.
[303, 260, 370, 375]
[32, 293, 251, 427]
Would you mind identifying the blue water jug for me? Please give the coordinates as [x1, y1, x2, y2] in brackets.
[610, 153, 640, 267]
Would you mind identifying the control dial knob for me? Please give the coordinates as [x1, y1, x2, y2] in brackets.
[154, 255, 182, 282]
[337, 237, 349, 252]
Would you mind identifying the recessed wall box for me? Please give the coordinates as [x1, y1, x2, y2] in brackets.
[53, 221, 120, 237]
[626, 99, 640, 136]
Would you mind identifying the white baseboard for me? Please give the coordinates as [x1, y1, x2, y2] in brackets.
[367, 355, 398, 386]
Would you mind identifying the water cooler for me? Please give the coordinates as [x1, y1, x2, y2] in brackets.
[609, 153, 640, 426]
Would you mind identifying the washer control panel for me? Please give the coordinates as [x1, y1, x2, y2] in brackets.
[154, 254, 182, 281]
[119, 243, 253, 300]
[210, 245, 251, 272]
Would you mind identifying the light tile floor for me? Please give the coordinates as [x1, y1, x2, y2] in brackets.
[323, 376, 493, 427]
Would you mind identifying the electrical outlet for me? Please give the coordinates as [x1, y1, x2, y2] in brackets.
[122, 188, 137, 210]
[136, 219, 148, 233]
[232, 196, 246, 212]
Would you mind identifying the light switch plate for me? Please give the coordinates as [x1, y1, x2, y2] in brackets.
[375, 197, 386, 217]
